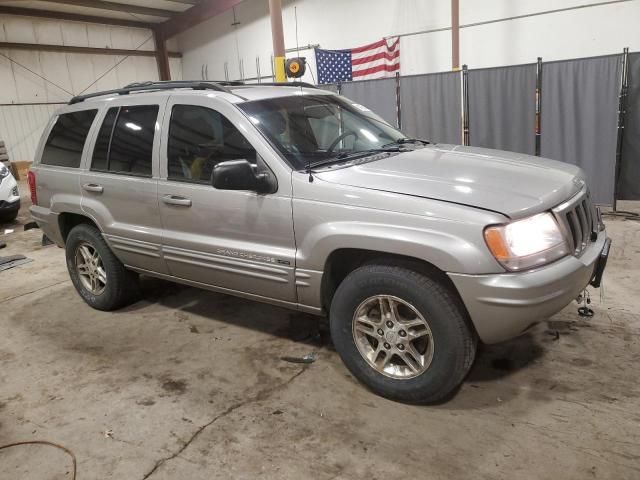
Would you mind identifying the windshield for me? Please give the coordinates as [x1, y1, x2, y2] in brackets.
[239, 94, 408, 170]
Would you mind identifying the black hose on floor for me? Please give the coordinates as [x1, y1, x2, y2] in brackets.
[0, 440, 76, 480]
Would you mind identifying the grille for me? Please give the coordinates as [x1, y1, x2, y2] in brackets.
[555, 190, 596, 256]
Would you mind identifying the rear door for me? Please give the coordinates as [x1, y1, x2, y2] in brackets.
[157, 94, 297, 303]
[80, 95, 169, 274]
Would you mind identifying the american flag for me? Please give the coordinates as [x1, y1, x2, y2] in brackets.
[315, 38, 400, 84]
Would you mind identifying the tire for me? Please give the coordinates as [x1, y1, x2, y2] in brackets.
[330, 264, 477, 404]
[0, 210, 18, 223]
[65, 223, 139, 311]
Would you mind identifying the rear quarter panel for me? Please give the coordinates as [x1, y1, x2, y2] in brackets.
[30, 105, 100, 245]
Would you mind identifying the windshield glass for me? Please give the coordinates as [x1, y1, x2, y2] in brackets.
[238, 94, 407, 170]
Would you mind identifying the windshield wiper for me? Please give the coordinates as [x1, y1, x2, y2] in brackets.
[382, 137, 430, 148]
[307, 147, 405, 170]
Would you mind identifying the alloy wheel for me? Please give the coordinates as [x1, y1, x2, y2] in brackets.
[75, 242, 107, 295]
[352, 295, 435, 379]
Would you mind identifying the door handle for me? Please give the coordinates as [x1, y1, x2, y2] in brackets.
[162, 194, 192, 207]
[82, 183, 104, 193]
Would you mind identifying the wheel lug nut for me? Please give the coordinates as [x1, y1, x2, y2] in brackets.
[386, 321, 393, 328]
[383, 342, 391, 349]
[399, 330, 406, 337]
[397, 344, 405, 350]
[377, 328, 384, 336]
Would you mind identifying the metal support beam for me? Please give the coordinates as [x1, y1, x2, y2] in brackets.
[269, 0, 286, 82]
[153, 31, 172, 81]
[156, 0, 243, 40]
[0, 6, 153, 29]
[613, 48, 630, 212]
[395, 72, 402, 130]
[39, 0, 175, 18]
[462, 65, 469, 146]
[535, 57, 543, 156]
[451, 0, 460, 70]
[0, 42, 181, 58]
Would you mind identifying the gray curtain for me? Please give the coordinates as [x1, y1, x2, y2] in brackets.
[340, 78, 397, 126]
[619, 52, 640, 200]
[541, 55, 621, 205]
[468, 64, 536, 155]
[400, 72, 461, 144]
[318, 84, 339, 94]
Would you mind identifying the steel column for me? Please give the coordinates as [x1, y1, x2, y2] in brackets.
[462, 64, 469, 145]
[535, 57, 543, 156]
[395, 72, 402, 130]
[153, 31, 171, 81]
[451, 0, 460, 70]
[269, 0, 286, 82]
[613, 48, 630, 211]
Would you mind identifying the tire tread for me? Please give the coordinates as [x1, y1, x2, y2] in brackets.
[330, 263, 477, 404]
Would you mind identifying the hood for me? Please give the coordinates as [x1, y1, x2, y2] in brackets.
[314, 145, 585, 219]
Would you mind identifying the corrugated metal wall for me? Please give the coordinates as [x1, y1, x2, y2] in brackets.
[0, 104, 60, 163]
[0, 15, 182, 162]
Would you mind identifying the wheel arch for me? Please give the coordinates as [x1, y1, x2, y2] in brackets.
[58, 212, 101, 244]
[320, 248, 465, 316]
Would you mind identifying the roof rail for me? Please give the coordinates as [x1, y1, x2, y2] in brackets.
[68, 80, 236, 105]
[67, 80, 320, 105]
[252, 81, 318, 89]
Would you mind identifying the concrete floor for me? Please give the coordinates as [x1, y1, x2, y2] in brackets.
[1, 181, 639, 479]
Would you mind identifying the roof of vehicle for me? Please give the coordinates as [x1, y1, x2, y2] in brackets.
[68, 80, 333, 106]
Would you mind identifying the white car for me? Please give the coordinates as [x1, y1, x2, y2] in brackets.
[0, 163, 20, 223]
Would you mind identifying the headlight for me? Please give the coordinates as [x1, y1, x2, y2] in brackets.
[484, 212, 570, 271]
[0, 164, 9, 179]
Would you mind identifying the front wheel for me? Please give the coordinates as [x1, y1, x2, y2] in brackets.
[330, 264, 477, 404]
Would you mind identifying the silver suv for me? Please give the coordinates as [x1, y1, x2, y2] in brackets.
[29, 81, 610, 403]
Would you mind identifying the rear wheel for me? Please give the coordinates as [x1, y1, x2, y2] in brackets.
[330, 264, 476, 404]
[66, 223, 139, 311]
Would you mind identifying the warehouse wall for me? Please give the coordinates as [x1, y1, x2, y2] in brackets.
[177, 0, 640, 83]
[0, 15, 182, 162]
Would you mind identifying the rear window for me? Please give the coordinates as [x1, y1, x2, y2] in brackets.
[91, 105, 159, 177]
[41, 109, 98, 168]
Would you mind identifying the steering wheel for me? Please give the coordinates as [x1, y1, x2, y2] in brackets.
[326, 130, 359, 156]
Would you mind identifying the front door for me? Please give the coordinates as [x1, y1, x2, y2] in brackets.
[157, 95, 297, 303]
[80, 97, 168, 274]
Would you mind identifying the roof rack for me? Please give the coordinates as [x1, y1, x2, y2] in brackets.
[68, 80, 236, 105]
[248, 81, 318, 89]
[68, 80, 320, 105]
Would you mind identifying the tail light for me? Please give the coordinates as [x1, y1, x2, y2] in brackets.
[27, 170, 37, 206]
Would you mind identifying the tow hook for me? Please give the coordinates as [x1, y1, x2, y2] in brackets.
[576, 289, 594, 318]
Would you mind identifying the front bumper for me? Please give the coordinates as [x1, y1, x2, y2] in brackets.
[0, 198, 20, 215]
[448, 231, 609, 344]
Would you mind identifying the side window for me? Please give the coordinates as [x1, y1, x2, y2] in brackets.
[91, 105, 159, 177]
[167, 105, 257, 183]
[41, 109, 98, 168]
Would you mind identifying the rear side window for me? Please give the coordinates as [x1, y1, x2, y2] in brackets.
[167, 105, 257, 184]
[41, 109, 98, 168]
[91, 105, 159, 177]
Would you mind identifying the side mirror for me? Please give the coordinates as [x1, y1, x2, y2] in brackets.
[212, 159, 275, 193]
